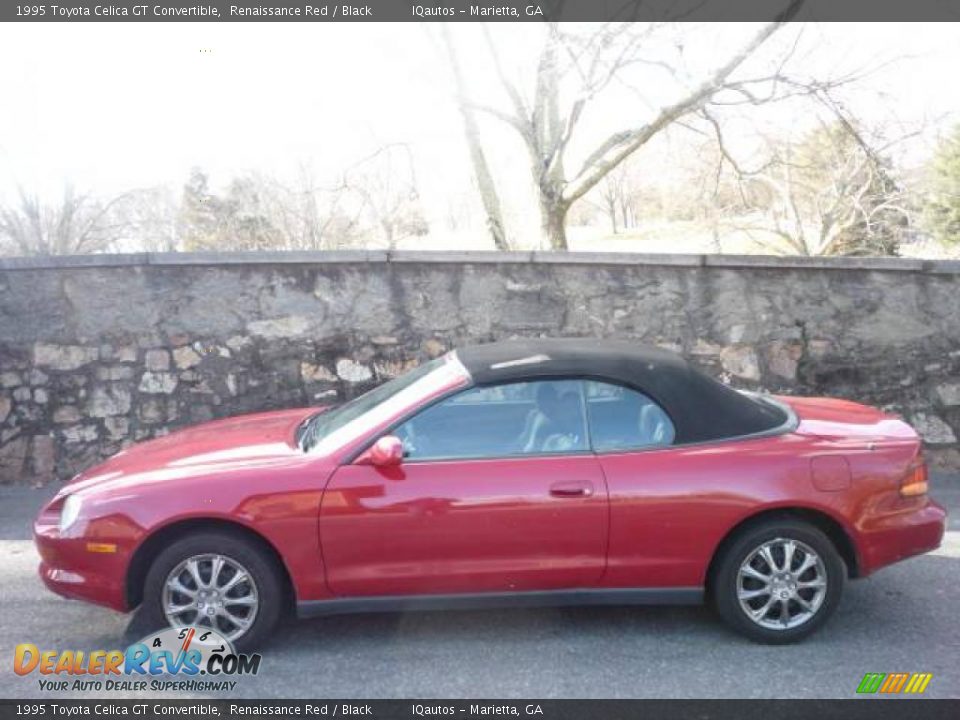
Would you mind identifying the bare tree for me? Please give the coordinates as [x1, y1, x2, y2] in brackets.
[0, 186, 131, 256]
[113, 186, 181, 252]
[257, 168, 361, 251]
[712, 116, 915, 256]
[439, 25, 510, 250]
[458, 4, 806, 249]
[341, 144, 428, 249]
[597, 161, 639, 234]
[176, 168, 367, 252]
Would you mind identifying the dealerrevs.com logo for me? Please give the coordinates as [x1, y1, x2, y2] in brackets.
[14, 627, 261, 693]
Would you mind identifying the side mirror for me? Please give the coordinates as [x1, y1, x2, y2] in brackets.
[359, 435, 404, 467]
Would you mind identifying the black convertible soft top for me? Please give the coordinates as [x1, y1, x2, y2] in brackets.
[455, 338, 789, 444]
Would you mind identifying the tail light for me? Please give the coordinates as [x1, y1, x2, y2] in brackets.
[900, 455, 929, 497]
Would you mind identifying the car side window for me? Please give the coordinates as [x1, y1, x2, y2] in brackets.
[584, 380, 675, 451]
[395, 379, 588, 461]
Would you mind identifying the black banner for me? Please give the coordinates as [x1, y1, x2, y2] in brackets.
[3, 0, 960, 23]
[2, 701, 960, 720]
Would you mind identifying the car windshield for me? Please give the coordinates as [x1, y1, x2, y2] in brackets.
[300, 357, 446, 452]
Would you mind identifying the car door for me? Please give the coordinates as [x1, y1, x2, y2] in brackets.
[319, 379, 609, 597]
[583, 379, 714, 588]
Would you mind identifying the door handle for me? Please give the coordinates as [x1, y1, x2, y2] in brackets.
[549, 481, 594, 498]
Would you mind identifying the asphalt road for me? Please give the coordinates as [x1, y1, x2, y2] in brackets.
[2, 475, 958, 700]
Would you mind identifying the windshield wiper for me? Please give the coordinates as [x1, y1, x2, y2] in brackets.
[298, 405, 341, 452]
[298, 412, 328, 452]
[295, 415, 313, 450]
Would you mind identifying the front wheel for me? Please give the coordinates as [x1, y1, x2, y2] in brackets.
[141, 531, 284, 651]
[713, 520, 845, 644]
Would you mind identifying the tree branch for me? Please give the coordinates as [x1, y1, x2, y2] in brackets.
[563, 2, 805, 205]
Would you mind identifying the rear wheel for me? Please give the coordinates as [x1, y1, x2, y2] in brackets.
[713, 520, 845, 644]
[141, 531, 284, 651]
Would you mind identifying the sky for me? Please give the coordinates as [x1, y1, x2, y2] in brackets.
[1, 21, 959, 246]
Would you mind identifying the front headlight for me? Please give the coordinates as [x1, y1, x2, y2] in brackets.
[59, 495, 82, 533]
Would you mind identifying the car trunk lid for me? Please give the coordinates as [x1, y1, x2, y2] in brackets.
[778, 395, 919, 442]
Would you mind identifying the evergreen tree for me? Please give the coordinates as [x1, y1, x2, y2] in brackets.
[179, 169, 219, 251]
[178, 169, 280, 251]
[924, 125, 960, 246]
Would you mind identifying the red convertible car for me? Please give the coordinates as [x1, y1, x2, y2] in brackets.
[35, 339, 945, 647]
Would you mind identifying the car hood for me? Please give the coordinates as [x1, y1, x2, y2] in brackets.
[66, 407, 321, 495]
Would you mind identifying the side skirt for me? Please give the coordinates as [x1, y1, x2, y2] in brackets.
[297, 587, 703, 619]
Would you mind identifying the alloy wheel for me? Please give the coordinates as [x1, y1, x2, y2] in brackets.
[162, 553, 259, 642]
[737, 537, 827, 630]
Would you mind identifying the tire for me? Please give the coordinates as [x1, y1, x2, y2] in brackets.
[140, 530, 284, 652]
[712, 519, 845, 644]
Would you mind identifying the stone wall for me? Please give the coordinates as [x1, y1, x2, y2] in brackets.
[1, 250, 959, 483]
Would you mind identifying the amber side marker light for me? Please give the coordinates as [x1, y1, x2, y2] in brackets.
[85, 542, 117, 553]
[900, 457, 929, 497]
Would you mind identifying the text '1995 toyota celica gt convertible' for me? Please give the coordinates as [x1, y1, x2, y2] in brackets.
[35, 339, 946, 648]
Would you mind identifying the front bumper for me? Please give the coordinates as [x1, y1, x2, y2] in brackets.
[858, 497, 947, 576]
[34, 512, 131, 612]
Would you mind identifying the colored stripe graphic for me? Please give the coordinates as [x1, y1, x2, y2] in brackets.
[857, 672, 932, 694]
[857, 673, 885, 694]
[904, 674, 933, 694]
[880, 673, 909, 693]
